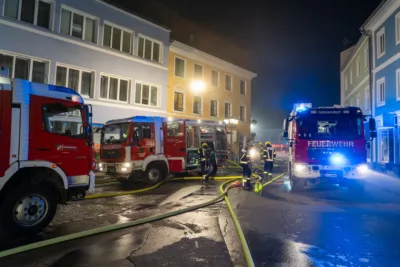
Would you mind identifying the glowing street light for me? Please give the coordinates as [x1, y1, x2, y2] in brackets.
[191, 80, 205, 93]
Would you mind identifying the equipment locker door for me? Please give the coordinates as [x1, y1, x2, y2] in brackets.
[0, 84, 12, 177]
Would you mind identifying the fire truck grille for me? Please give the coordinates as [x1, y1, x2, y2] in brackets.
[101, 149, 121, 159]
[308, 147, 363, 164]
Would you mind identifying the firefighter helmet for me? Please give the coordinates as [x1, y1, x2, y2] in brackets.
[202, 143, 208, 148]
[265, 141, 271, 146]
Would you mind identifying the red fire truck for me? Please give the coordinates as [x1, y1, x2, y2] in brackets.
[100, 117, 227, 184]
[283, 103, 376, 191]
[0, 68, 93, 234]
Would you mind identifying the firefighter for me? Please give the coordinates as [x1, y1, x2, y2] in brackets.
[199, 143, 208, 174]
[259, 142, 264, 163]
[263, 141, 276, 180]
[240, 145, 252, 190]
[203, 147, 218, 184]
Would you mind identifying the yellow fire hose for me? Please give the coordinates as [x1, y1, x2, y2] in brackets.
[0, 173, 286, 267]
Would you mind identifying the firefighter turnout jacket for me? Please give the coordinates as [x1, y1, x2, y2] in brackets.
[199, 148, 207, 162]
[263, 146, 276, 162]
[240, 149, 251, 164]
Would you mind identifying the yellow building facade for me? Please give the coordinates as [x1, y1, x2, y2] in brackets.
[168, 41, 257, 159]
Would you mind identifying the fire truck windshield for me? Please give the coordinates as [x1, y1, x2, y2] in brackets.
[102, 123, 130, 144]
[297, 115, 363, 140]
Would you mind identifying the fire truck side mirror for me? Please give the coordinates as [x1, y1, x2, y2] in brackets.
[368, 118, 376, 132]
[282, 119, 289, 138]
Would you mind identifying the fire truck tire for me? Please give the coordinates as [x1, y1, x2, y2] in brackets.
[144, 162, 167, 185]
[0, 184, 57, 236]
[347, 181, 365, 192]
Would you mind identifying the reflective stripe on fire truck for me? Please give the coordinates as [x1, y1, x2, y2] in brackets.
[0, 161, 69, 190]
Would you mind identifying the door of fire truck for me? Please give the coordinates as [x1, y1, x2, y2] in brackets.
[164, 120, 186, 172]
[30, 97, 91, 178]
[186, 123, 201, 169]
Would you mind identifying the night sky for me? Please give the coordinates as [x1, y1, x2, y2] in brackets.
[160, 0, 381, 132]
[112, 0, 381, 135]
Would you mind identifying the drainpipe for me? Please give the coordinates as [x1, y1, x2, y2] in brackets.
[361, 29, 375, 166]
[361, 30, 373, 116]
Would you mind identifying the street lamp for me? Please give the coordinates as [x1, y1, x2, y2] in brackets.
[224, 118, 239, 161]
[191, 80, 205, 93]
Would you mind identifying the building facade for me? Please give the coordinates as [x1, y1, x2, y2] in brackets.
[0, 0, 170, 124]
[168, 41, 257, 159]
[340, 38, 371, 114]
[362, 0, 400, 175]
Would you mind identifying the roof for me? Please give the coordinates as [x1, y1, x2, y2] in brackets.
[360, 0, 389, 31]
[100, 0, 170, 32]
[340, 36, 368, 72]
[171, 41, 257, 80]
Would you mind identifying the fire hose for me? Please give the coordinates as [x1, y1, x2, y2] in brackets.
[0, 172, 286, 267]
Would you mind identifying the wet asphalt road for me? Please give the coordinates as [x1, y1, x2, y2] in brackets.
[228, 168, 400, 266]
[0, 168, 246, 267]
[2, 163, 400, 267]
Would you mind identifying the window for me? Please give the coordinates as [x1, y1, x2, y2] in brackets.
[174, 57, 185, 78]
[364, 47, 369, 69]
[4, 0, 52, 29]
[103, 24, 132, 53]
[60, 8, 96, 43]
[240, 106, 245, 121]
[377, 28, 385, 58]
[224, 102, 231, 118]
[377, 78, 385, 106]
[396, 12, 400, 45]
[174, 91, 184, 112]
[225, 75, 232, 91]
[193, 96, 202, 114]
[378, 128, 394, 163]
[99, 75, 129, 102]
[167, 122, 183, 137]
[135, 82, 158, 107]
[349, 69, 353, 85]
[137, 36, 162, 63]
[194, 64, 203, 79]
[210, 100, 218, 117]
[356, 93, 360, 107]
[240, 80, 246, 95]
[42, 104, 85, 139]
[211, 70, 219, 87]
[56, 65, 92, 97]
[365, 87, 370, 111]
[356, 58, 360, 77]
[0, 53, 47, 82]
[397, 69, 400, 100]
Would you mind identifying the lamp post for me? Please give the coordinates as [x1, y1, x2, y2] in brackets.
[224, 118, 239, 161]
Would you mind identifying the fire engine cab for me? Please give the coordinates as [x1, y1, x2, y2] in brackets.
[100, 116, 227, 184]
[0, 68, 93, 234]
[283, 103, 376, 191]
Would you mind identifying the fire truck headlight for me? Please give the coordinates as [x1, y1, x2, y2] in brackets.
[356, 164, 369, 174]
[98, 163, 103, 168]
[295, 164, 306, 172]
[331, 153, 345, 165]
[123, 162, 132, 168]
[121, 167, 128, 172]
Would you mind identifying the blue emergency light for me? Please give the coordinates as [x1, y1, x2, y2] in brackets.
[294, 103, 312, 112]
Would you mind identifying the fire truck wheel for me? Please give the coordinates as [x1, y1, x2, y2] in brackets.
[290, 177, 305, 191]
[347, 181, 365, 192]
[0, 184, 57, 235]
[145, 163, 167, 185]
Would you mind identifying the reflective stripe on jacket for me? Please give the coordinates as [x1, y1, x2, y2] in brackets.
[263, 147, 276, 162]
[240, 151, 250, 164]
